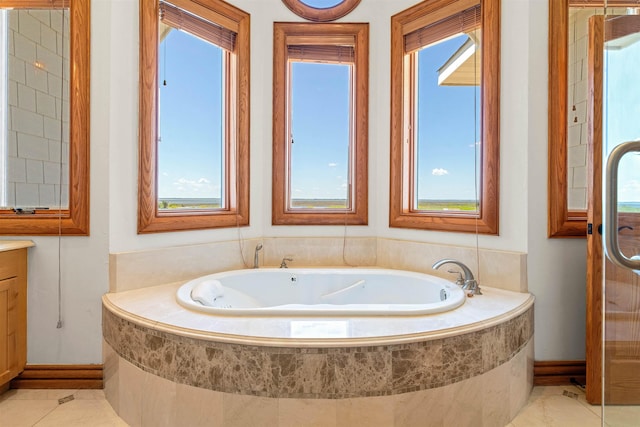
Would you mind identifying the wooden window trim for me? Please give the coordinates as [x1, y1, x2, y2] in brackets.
[137, 0, 250, 234]
[547, 0, 636, 238]
[272, 22, 368, 226]
[389, 0, 499, 234]
[0, 0, 90, 236]
[281, 0, 361, 23]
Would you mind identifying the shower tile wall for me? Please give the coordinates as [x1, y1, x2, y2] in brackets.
[6, 10, 69, 208]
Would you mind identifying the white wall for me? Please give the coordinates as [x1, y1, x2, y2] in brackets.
[14, 0, 112, 364]
[3, 0, 588, 363]
[526, 0, 587, 361]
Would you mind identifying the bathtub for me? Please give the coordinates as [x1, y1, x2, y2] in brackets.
[103, 267, 534, 426]
[176, 268, 466, 316]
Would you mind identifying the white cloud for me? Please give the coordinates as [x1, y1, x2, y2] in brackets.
[328, 163, 337, 167]
[172, 177, 219, 196]
[432, 168, 449, 176]
[620, 179, 640, 201]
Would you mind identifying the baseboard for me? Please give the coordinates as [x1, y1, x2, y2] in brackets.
[534, 360, 586, 386]
[10, 364, 103, 389]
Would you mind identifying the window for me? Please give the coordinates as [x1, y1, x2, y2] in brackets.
[272, 22, 368, 225]
[280, 0, 361, 22]
[389, 0, 499, 234]
[0, 0, 89, 236]
[138, 0, 249, 233]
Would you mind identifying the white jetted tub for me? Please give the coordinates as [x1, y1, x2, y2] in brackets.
[176, 268, 466, 316]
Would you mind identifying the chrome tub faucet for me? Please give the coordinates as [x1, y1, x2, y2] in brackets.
[432, 259, 482, 295]
[253, 244, 263, 268]
[280, 257, 293, 268]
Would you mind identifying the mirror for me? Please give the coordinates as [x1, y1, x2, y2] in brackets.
[549, 0, 636, 237]
[0, 0, 89, 235]
[281, 0, 361, 22]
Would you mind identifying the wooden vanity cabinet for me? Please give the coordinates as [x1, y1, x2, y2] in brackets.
[0, 248, 28, 389]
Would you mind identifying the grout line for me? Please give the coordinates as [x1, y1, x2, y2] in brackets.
[30, 401, 62, 427]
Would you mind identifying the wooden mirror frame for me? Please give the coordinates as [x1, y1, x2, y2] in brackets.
[0, 0, 90, 236]
[281, 0, 361, 22]
[548, 0, 635, 238]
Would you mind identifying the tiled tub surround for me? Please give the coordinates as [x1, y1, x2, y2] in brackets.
[109, 237, 526, 293]
[102, 282, 533, 426]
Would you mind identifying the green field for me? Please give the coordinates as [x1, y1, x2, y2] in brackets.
[416, 200, 478, 211]
[156, 198, 480, 211]
[291, 199, 348, 209]
[619, 204, 640, 213]
[158, 198, 221, 210]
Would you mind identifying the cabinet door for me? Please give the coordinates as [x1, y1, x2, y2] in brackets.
[0, 277, 19, 386]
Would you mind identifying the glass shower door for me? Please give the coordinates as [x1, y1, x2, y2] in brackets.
[601, 8, 640, 424]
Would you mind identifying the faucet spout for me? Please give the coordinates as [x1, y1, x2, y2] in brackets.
[280, 257, 293, 268]
[253, 244, 263, 269]
[432, 259, 482, 295]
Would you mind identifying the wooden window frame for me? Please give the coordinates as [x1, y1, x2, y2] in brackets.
[547, 0, 635, 238]
[272, 22, 368, 226]
[0, 0, 90, 236]
[138, 0, 250, 234]
[281, 0, 361, 22]
[389, 0, 500, 234]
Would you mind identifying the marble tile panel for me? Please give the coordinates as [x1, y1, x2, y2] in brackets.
[481, 323, 507, 372]
[335, 395, 394, 427]
[275, 352, 334, 396]
[377, 238, 526, 293]
[332, 351, 392, 397]
[140, 372, 177, 427]
[1, 389, 76, 400]
[110, 239, 256, 292]
[278, 398, 338, 427]
[391, 341, 443, 392]
[117, 357, 144, 427]
[33, 399, 128, 427]
[481, 360, 511, 427]
[478, 249, 528, 292]
[263, 237, 377, 268]
[510, 391, 602, 427]
[393, 386, 447, 427]
[441, 333, 483, 382]
[103, 302, 533, 399]
[175, 383, 224, 427]
[221, 345, 274, 395]
[509, 340, 533, 421]
[443, 374, 483, 427]
[72, 389, 106, 400]
[0, 398, 58, 426]
[221, 393, 278, 427]
[102, 341, 120, 413]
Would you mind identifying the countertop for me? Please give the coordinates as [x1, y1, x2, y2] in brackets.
[0, 241, 35, 253]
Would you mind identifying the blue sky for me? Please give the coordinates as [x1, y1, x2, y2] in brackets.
[416, 35, 480, 202]
[604, 34, 640, 203]
[290, 62, 350, 200]
[158, 29, 223, 200]
[157, 29, 481, 203]
[301, 0, 344, 8]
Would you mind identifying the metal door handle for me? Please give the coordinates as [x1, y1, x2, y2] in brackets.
[604, 140, 640, 270]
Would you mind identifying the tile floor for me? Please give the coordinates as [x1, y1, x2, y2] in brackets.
[0, 385, 639, 426]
